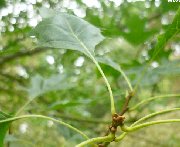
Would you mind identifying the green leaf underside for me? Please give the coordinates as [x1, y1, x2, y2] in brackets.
[30, 12, 104, 57]
[27, 74, 74, 99]
[96, 57, 121, 72]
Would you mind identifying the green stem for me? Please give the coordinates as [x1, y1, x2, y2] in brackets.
[116, 108, 180, 141]
[90, 55, 116, 114]
[65, 19, 116, 114]
[129, 94, 180, 111]
[76, 134, 114, 147]
[0, 114, 88, 140]
[133, 108, 180, 126]
[118, 67, 133, 92]
[115, 132, 126, 142]
[121, 119, 180, 132]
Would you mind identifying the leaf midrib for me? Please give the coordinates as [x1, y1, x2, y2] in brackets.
[64, 18, 93, 56]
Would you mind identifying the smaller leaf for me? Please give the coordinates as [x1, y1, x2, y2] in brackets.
[149, 7, 180, 60]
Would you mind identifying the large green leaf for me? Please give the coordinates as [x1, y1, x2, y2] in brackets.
[95, 57, 121, 78]
[27, 74, 74, 99]
[0, 111, 11, 147]
[30, 9, 104, 57]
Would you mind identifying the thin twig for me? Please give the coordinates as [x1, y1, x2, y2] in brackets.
[55, 114, 110, 124]
[120, 91, 135, 115]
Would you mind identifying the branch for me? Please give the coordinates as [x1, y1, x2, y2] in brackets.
[15, 103, 110, 124]
[0, 47, 49, 66]
[56, 114, 110, 124]
[120, 91, 135, 115]
[0, 37, 26, 56]
[0, 86, 23, 97]
[0, 72, 25, 85]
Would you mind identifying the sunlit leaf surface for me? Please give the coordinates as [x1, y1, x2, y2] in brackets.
[31, 11, 104, 57]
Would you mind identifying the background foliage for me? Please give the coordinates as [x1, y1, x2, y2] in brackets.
[0, 0, 179, 146]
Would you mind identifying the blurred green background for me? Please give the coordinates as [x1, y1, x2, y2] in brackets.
[0, 0, 179, 147]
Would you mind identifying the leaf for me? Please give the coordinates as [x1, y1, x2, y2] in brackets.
[27, 74, 74, 99]
[0, 111, 11, 147]
[161, 1, 179, 13]
[95, 57, 122, 78]
[96, 56, 133, 90]
[118, 2, 158, 45]
[30, 9, 104, 57]
[149, 7, 180, 60]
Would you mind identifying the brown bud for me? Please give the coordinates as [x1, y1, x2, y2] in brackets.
[113, 116, 118, 121]
[110, 126, 117, 133]
[117, 116, 125, 121]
